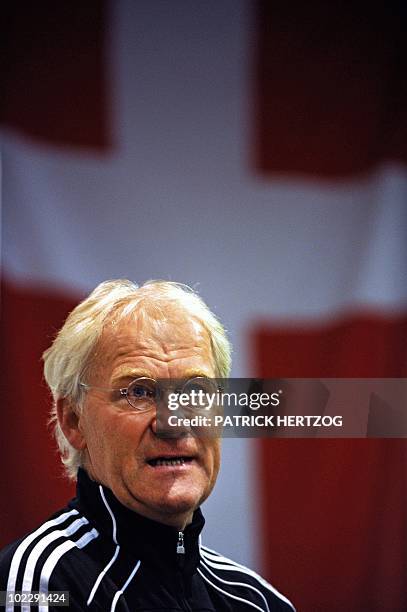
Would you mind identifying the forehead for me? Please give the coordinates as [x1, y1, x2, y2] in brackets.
[91, 305, 215, 378]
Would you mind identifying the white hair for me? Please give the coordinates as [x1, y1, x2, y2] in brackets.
[43, 279, 232, 479]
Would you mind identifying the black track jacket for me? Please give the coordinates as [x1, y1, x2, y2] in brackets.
[0, 469, 295, 611]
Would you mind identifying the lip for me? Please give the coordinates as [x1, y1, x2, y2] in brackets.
[147, 453, 194, 459]
[146, 457, 197, 470]
[145, 449, 197, 462]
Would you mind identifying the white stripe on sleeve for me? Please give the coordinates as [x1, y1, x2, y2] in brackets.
[200, 559, 270, 612]
[197, 567, 266, 612]
[20, 516, 89, 612]
[200, 545, 296, 611]
[38, 528, 99, 612]
[5, 509, 79, 612]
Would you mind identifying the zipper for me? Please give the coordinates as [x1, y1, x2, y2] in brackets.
[176, 531, 192, 611]
[177, 531, 185, 554]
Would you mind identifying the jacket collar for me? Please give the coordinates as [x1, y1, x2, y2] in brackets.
[73, 468, 205, 577]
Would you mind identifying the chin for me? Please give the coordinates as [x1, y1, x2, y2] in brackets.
[155, 494, 200, 516]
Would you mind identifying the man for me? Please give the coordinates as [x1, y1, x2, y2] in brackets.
[0, 279, 295, 611]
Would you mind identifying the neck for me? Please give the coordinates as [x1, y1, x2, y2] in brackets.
[121, 501, 194, 531]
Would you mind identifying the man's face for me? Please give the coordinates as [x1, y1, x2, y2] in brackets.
[75, 306, 221, 529]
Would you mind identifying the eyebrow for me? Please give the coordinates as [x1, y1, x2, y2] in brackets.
[111, 368, 214, 386]
[180, 368, 214, 380]
[111, 369, 154, 385]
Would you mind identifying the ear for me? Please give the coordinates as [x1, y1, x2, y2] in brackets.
[56, 398, 87, 450]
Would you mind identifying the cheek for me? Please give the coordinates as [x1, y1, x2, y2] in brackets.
[80, 409, 118, 458]
[205, 440, 221, 478]
[81, 409, 149, 458]
[84, 418, 112, 461]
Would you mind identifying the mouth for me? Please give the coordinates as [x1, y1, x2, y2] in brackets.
[147, 456, 195, 467]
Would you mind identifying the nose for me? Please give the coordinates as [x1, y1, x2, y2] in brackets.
[150, 410, 158, 435]
[150, 404, 176, 437]
[151, 402, 194, 439]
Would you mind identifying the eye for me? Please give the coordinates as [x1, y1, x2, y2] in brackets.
[130, 384, 151, 398]
[125, 378, 157, 410]
[182, 377, 219, 410]
[183, 377, 218, 396]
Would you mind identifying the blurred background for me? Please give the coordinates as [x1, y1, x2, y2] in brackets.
[1, 1, 407, 610]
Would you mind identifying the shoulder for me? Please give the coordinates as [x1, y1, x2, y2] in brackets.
[0, 506, 100, 597]
[198, 544, 296, 612]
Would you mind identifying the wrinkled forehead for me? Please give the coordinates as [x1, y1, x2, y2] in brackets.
[90, 301, 215, 372]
